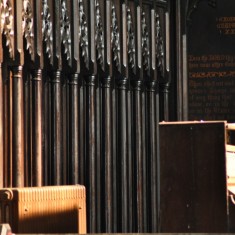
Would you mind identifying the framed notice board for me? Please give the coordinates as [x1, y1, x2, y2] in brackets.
[187, 0, 235, 122]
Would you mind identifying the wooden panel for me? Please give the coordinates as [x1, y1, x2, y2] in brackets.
[159, 121, 228, 232]
[228, 195, 235, 232]
[0, 0, 166, 232]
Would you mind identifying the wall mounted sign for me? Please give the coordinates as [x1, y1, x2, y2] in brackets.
[187, 0, 235, 122]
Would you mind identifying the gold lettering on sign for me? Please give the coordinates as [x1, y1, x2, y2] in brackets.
[216, 16, 235, 35]
[188, 53, 235, 121]
[188, 54, 235, 78]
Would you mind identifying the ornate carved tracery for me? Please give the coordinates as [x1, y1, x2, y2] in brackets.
[61, 0, 71, 61]
[95, 0, 104, 68]
[42, 0, 53, 63]
[1, 0, 14, 58]
[155, 13, 164, 77]
[79, 0, 89, 68]
[187, 0, 217, 21]
[127, 6, 135, 70]
[22, 0, 34, 56]
[141, 11, 150, 72]
[111, 2, 120, 70]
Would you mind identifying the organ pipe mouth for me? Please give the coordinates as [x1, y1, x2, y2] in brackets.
[0, 190, 14, 201]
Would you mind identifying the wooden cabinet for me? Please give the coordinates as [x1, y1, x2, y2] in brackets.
[159, 121, 228, 232]
[226, 124, 235, 232]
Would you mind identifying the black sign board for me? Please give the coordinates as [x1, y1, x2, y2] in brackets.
[188, 0, 235, 122]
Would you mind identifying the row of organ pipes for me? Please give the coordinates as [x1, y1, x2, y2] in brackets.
[0, 0, 171, 233]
